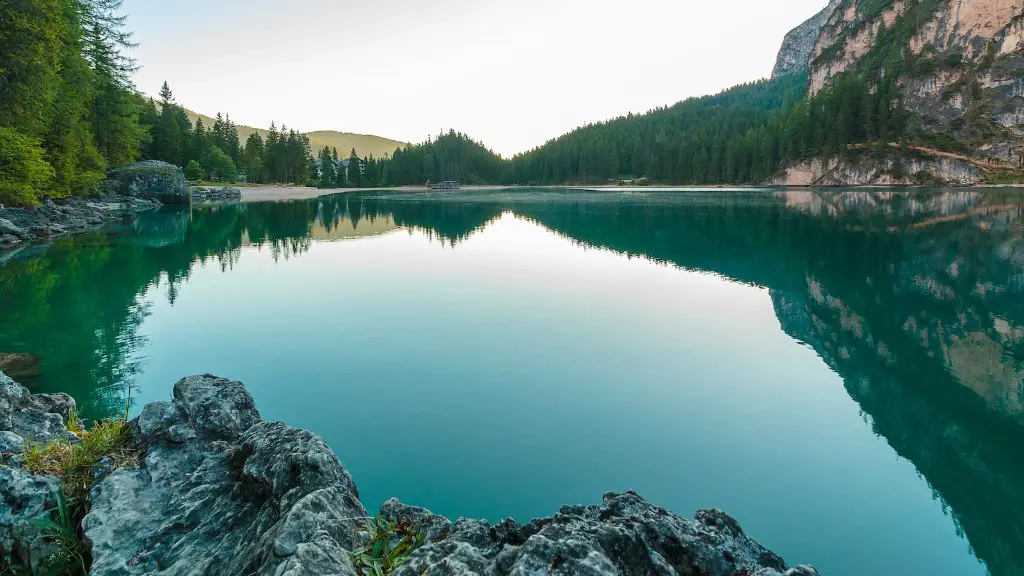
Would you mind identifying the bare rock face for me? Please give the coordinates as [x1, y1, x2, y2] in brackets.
[0, 370, 78, 448]
[0, 370, 74, 572]
[772, 0, 845, 78]
[770, 152, 984, 186]
[83, 374, 367, 576]
[805, 0, 1024, 164]
[383, 494, 819, 576]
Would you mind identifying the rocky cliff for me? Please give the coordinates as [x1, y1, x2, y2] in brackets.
[0, 371, 820, 576]
[772, 0, 844, 78]
[772, 0, 1024, 185]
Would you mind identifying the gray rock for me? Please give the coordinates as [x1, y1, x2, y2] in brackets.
[83, 374, 366, 576]
[772, 0, 843, 78]
[172, 374, 261, 440]
[0, 370, 76, 446]
[106, 160, 191, 205]
[191, 186, 243, 203]
[381, 497, 453, 542]
[0, 218, 26, 237]
[0, 466, 60, 572]
[0, 431, 25, 454]
[389, 492, 819, 576]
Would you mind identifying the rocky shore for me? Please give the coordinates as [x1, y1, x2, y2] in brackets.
[0, 370, 820, 576]
[0, 195, 162, 250]
[191, 186, 242, 203]
[0, 160, 194, 254]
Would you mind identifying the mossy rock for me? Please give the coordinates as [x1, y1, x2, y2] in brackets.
[106, 161, 191, 205]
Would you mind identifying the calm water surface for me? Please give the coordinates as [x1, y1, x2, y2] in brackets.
[3, 189, 1024, 576]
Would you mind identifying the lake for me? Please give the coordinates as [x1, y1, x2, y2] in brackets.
[2, 188, 1023, 576]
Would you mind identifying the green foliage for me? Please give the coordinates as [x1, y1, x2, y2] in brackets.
[28, 489, 89, 576]
[183, 159, 203, 181]
[350, 515, 426, 576]
[0, 0, 140, 199]
[23, 408, 134, 503]
[15, 400, 137, 576]
[379, 130, 503, 186]
[347, 149, 363, 187]
[502, 75, 807, 185]
[0, 128, 57, 205]
[200, 145, 237, 182]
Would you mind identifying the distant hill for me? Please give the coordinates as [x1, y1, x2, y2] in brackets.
[177, 108, 407, 159]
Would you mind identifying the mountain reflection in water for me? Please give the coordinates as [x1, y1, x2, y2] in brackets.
[1, 188, 1022, 575]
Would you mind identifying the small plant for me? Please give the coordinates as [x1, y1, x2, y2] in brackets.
[29, 490, 89, 576]
[349, 515, 426, 576]
[13, 406, 139, 576]
[23, 415, 135, 503]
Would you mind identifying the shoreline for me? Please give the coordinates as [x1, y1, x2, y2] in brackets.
[234, 183, 1024, 203]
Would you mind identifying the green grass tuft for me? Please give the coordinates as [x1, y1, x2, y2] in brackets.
[350, 515, 427, 576]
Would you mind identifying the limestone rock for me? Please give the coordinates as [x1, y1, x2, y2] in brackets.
[106, 160, 191, 205]
[83, 374, 366, 576]
[0, 370, 78, 447]
[385, 492, 819, 576]
[772, 0, 843, 78]
[0, 466, 60, 572]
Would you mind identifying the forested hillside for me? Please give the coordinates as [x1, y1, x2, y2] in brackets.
[0, 0, 145, 204]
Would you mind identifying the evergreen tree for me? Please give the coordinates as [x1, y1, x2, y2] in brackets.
[347, 149, 363, 187]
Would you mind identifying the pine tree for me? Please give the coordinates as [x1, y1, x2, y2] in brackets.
[347, 149, 363, 187]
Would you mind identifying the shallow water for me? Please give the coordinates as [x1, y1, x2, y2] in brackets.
[3, 188, 1024, 576]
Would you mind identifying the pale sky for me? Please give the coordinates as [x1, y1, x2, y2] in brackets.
[123, 0, 826, 157]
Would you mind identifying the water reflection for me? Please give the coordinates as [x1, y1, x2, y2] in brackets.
[1, 188, 1023, 574]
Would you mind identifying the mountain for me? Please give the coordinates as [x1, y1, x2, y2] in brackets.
[178, 108, 407, 159]
[772, 0, 844, 78]
[771, 0, 1024, 185]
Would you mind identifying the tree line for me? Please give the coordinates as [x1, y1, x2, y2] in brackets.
[0, 0, 958, 204]
[1, 0, 146, 205]
[141, 82, 315, 186]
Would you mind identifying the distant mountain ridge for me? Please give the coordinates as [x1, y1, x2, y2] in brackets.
[178, 107, 407, 159]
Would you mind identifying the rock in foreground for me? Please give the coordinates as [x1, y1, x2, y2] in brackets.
[0, 371, 820, 575]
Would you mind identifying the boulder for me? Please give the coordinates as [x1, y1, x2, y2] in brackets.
[83, 374, 367, 576]
[105, 160, 191, 205]
[0, 466, 60, 572]
[0, 353, 40, 381]
[384, 493, 819, 576]
[0, 218, 26, 238]
[0, 370, 77, 447]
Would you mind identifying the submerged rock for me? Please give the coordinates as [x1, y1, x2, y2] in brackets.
[106, 160, 191, 205]
[0, 353, 40, 381]
[0, 370, 820, 575]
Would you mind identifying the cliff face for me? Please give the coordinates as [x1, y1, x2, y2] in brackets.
[772, 0, 844, 78]
[773, 0, 1024, 184]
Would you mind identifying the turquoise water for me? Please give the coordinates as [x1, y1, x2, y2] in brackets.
[3, 189, 1024, 575]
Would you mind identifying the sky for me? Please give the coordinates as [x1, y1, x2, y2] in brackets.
[123, 0, 827, 157]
